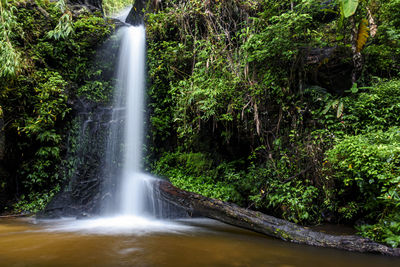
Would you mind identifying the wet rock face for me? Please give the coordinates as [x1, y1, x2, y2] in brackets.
[42, 30, 122, 218]
[125, 0, 146, 26]
[68, 0, 103, 13]
[42, 105, 112, 218]
[305, 47, 353, 95]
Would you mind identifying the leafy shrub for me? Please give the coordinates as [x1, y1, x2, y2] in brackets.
[326, 127, 400, 246]
[309, 79, 400, 135]
[358, 213, 400, 248]
[327, 128, 400, 215]
[0, 0, 21, 78]
[343, 79, 400, 133]
[13, 185, 60, 214]
[16, 71, 70, 193]
[152, 152, 242, 203]
[242, 162, 321, 224]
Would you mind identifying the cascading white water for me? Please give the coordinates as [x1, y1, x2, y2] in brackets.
[117, 26, 145, 215]
[100, 23, 185, 222]
[113, 25, 158, 217]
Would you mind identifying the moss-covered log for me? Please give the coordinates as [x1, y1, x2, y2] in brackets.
[156, 180, 400, 257]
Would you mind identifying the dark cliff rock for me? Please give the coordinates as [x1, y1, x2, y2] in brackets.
[42, 103, 112, 218]
[42, 27, 121, 218]
[304, 47, 353, 95]
[126, 0, 146, 26]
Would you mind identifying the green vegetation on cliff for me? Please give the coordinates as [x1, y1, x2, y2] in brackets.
[0, 0, 114, 212]
[145, 0, 400, 247]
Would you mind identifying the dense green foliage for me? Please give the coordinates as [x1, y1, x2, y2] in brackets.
[327, 127, 400, 222]
[0, 0, 21, 78]
[145, 0, 400, 247]
[322, 79, 400, 246]
[0, 0, 114, 212]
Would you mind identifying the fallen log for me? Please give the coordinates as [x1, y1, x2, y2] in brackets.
[155, 180, 400, 257]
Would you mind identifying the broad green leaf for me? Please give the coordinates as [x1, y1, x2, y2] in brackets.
[340, 0, 359, 18]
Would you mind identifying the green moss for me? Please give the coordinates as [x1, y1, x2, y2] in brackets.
[274, 228, 291, 241]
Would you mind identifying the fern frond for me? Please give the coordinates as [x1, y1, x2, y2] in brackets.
[356, 19, 369, 52]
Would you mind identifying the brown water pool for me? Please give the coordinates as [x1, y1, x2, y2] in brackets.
[0, 217, 398, 267]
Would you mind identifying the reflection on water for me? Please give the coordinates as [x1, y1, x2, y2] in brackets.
[0, 218, 399, 267]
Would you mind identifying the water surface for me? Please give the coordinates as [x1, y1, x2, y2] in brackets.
[0, 218, 399, 267]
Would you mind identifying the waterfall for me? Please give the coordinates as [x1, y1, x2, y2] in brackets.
[102, 25, 158, 218]
[40, 8, 188, 233]
[116, 26, 146, 215]
[97, 9, 186, 223]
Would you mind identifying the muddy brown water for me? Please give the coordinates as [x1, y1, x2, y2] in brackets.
[0, 217, 399, 267]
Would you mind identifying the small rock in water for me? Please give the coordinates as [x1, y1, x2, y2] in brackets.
[77, 212, 91, 220]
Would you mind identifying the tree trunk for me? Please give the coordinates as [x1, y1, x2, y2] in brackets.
[155, 180, 400, 256]
[350, 16, 362, 84]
